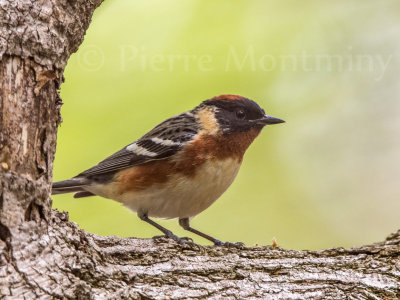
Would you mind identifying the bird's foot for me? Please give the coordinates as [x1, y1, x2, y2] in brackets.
[213, 240, 245, 248]
[180, 236, 194, 242]
[153, 233, 195, 245]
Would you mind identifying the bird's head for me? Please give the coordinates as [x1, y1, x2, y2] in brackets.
[194, 94, 284, 136]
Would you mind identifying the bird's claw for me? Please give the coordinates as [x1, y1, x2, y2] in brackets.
[214, 240, 245, 248]
[180, 236, 194, 242]
[152, 234, 195, 245]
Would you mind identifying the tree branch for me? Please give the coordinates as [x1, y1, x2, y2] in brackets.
[0, 210, 399, 299]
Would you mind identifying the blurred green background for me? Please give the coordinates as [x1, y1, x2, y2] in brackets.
[53, 0, 400, 250]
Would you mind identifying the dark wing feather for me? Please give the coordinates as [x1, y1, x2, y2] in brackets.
[77, 111, 199, 178]
[78, 148, 143, 177]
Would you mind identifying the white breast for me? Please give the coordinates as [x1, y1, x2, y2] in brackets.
[115, 158, 242, 219]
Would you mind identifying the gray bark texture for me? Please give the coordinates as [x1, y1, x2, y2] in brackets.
[1, 210, 400, 299]
[0, 0, 399, 299]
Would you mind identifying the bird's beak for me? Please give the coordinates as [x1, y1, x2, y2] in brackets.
[257, 115, 285, 125]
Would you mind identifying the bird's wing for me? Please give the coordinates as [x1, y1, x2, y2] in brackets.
[77, 111, 199, 178]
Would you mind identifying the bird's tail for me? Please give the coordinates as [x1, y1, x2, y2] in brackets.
[51, 177, 90, 195]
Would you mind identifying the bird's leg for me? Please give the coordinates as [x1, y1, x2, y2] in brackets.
[138, 212, 193, 244]
[179, 218, 244, 248]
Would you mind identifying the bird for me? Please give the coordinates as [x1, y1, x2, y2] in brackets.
[52, 95, 285, 246]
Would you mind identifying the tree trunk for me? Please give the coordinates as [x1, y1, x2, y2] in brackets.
[0, 1, 399, 299]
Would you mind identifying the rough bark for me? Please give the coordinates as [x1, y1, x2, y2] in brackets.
[0, 210, 399, 299]
[0, 0, 399, 299]
[0, 0, 103, 236]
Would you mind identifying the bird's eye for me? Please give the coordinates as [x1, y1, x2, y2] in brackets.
[236, 110, 246, 119]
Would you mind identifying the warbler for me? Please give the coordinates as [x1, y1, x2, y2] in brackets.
[52, 95, 284, 246]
